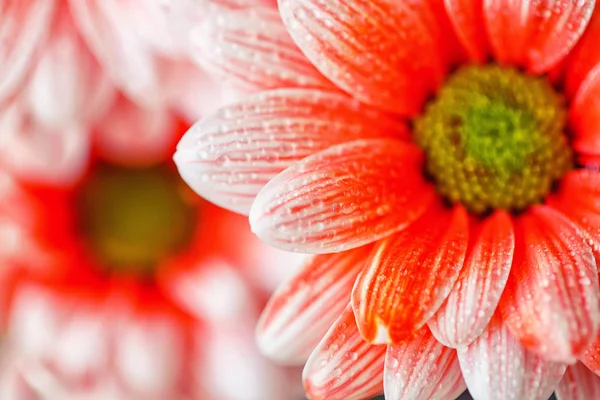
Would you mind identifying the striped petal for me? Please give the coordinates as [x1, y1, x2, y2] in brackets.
[429, 211, 514, 348]
[458, 315, 566, 400]
[278, 0, 448, 115]
[556, 362, 600, 400]
[256, 247, 372, 365]
[384, 327, 466, 400]
[303, 304, 386, 400]
[191, 7, 332, 92]
[250, 138, 434, 253]
[175, 89, 408, 215]
[352, 203, 469, 344]
[0, 0, 55, 104]
[484, 0, 595, 73]
[499, 205, 600, 363]
[444, 0, 489, 62]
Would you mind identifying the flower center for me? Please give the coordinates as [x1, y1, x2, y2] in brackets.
[413, 64, 572, 215]
[76, 164, 197, 276]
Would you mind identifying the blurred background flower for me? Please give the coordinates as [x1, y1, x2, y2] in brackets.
[0, 0, 306, 399]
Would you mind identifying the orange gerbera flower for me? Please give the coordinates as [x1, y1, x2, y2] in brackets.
[175, 1, 600, 399]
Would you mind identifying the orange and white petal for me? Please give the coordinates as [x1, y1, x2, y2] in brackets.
[384, 327, 466, 400]
[175, 89, 409, 215]
[0, 102, 90, 186]
[352, 203, 469, 344]
[429, 211, 514, 348]
[94, 96, 180, 167]
[250, 138, 435, 253]
[444, 0, 489, 62]
[499, 205, 600, 363]
[458, 315, 566, 400]
[25, 8, 115, 129]
[191, 7, 333, 92]
[556, 362, 600, 400]
[114, 314, 185, 398]
[303, 305, 386, 400]
[0, 0, 55, 104]
[68, 0, 163, 108]
[484, 0, 595, 73]
[256, 247, 371, 365]
[278, 0, 449, 115]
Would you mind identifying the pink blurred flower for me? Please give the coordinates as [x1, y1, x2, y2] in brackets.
[0, 116, 303, 398]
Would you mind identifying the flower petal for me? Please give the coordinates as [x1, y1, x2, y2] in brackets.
[0, 102, 90, 185]
[444, 0, 489, 62]
[556, 362, 600, 400]
[249, 138, 434, 253]
[581, 331, 600, 376]
[94, 96, 179, 167]
[352, 203, 469, 344]
[458, 315, 566, 400]
[499, 205, 600, 363]
[191, 7, 332, 92]
[256, 246, 372, 365]
[303, 304, 386, 400]
[278, 0, 448, 115]
[564, 4, 600, 99]
[0, 0, 55, 104]
[68, 0, 162, 107]
[484, 0, 595, 73]
[429, 211, 514, 348]
[174, 89, 408, 215]
[384, 327, 466, 400]
[569, 65, 600, 155]
[25, 8, 115, 129]
[547, 169, 600, 258]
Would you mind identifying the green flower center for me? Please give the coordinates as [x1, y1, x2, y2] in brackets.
[76, 164, 197, 276]
[413, 64, 572, 214]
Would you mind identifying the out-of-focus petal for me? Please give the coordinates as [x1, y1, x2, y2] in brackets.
[484, 0, 595, 73]
[556, 362, 600, 400]
[429, 211, 514, 348]
[191, 7, 333, 92]
[68, 0, 163, 108]
[278, 0, 449, 115]
[250, 138, 435, 253]
[0, 102, 90, 186]
[499, 205, 600, 363]
[256, 247, 371, 364]
[0, 0, 55, 104]
[94, 96, 179, 167]
[352, 203, 469, 344]
[458, 315, 566, 400]
[175, 89, 409, 215]
[384, 327, 466, 400]
[115, 314, 184, 397]
[25, 8, 115, 129]
[303, 305, 386, 400]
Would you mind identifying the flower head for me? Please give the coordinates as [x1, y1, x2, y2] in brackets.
[175, 1, 600, 398]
